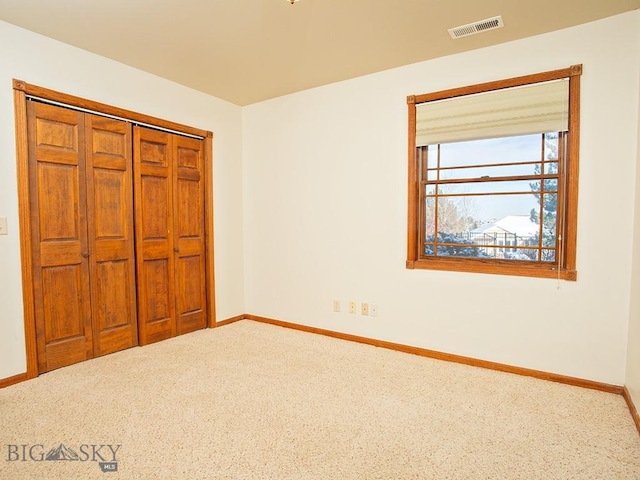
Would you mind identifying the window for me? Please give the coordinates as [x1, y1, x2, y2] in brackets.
[406, 65, 582, 280]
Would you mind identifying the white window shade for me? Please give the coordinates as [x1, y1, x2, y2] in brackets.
[416, 78, 569, 146]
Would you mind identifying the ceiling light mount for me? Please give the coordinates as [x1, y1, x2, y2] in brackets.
[287, 0, 300, 4]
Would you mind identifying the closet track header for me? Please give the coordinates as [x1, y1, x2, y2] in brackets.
[26, 96, 202, 140]
[13, 79, 212, 140]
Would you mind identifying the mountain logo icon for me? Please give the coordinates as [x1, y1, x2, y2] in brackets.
[45, 444, 80, 461]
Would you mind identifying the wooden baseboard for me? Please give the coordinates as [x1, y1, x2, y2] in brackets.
[0, 372, 28, 389]
[244, 314, 623, 395]
[214, 314, 246, 328]
[623, 386, 640, 435]
[0, 316, 246, 388]
[4, 312, 635, 434]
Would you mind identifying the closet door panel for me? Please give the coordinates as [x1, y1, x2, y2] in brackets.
[27, 101, 93, 373]
[141, 258, 173, 340]
[175, 253, 206, 334]
[174, 136, 207, 334]
[86, 115, 138, 356]
[134, 127, 176, 344]
[40, 265, 88, 370]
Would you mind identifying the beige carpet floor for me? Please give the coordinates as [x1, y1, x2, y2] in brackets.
[1, 320, 639, 479]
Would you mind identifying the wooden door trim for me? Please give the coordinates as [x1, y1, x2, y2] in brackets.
[13, 80, 216, 378]
[14, 86, 38, 379]
[13, 80, 208, 138]
[205, 132, 216, 327]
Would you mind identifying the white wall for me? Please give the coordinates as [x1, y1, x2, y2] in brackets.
[3, 12, 639, 389]
[243, 11, 640, 385]
[626, 52, 640, 409]
[0, 20, 245, 379]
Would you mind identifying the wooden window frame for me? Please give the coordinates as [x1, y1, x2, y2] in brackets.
[406, 65, 582, 280]
[13, 80, 216, 379]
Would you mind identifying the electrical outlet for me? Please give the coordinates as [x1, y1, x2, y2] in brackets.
[370, 304, 378, 317]
[333, 300, 341, 313]
[361, 303, 369, 316]
[348, 301, 356, 314]
[0, 217, 7, 235]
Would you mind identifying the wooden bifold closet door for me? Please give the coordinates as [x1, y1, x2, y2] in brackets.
[17, 80, 214, 377]
[27, 101, 138, 373]
[134, 126, 207, 345]
[27, 105, 209, 372]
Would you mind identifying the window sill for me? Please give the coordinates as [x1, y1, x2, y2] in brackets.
[406, 257, 577, 281]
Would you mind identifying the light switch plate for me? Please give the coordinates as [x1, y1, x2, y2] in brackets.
[0, 217, 7, 235]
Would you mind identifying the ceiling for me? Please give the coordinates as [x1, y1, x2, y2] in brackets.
[0, 0, 638, 106]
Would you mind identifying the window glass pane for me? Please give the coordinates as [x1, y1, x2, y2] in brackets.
[427, 145, 438, 170]
[544, 161, 558, 174]
[435, 241, 487, 259]
[529, 178, 558, 194]
[424, 197, 435, 237]
[471, 246, 539, 261]
[542, 178, 558, 192]
[424, 234, 487, 259]
[544, 133, 560, 160]
[426, 145, 438, 181]
[422, 188, 559, 262]
[541, 249, 556, 263]
[434, 197, 478, 234]
[424, 240, 543, 261]
[424, 240, 548, 261]
[438, 134, 542, 169]
[420, 133, 562, 266]
[423, 193, 541, 234]
[540, 193, 557, 248]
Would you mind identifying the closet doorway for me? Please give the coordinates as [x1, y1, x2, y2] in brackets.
[13, 80, 216, 377]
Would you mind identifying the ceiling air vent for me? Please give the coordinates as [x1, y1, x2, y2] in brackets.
[448, 15, 504, 39]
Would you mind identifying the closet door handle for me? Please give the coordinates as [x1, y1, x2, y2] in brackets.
[174, 247, 180, 253]
[81, 251, 89, 258]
